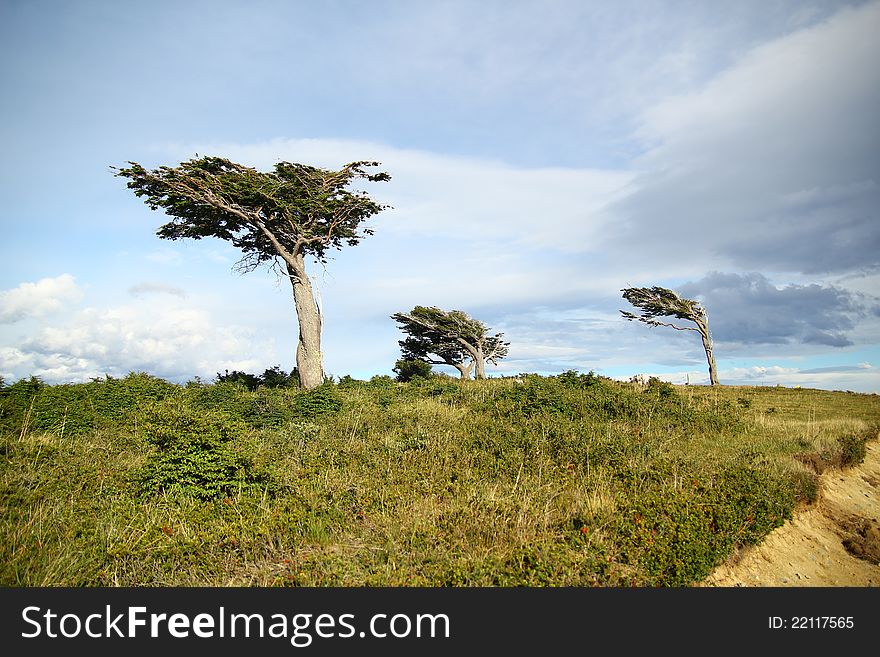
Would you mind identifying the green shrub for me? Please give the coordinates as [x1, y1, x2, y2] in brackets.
[556, 369, 602, 388]
[336, 375, 360, 389]
[245, 388, 299, 429]
[215, 369, 261, 391]
[645, 377, 676, 399]
[292, 382, 343, 418]
[137, 399, 268, 500]
[0, 376, 46, 434]
[184, 381, 252, 418]
[89, 373, 179, 421]
[791, 469, 820, 504]
[612, 465, 794, 586]
[837, 429, 869, 467]
[416, 377, 462, 400]
[368, 375, 395, 387]
[393, 358, 433, 382]
[260, 365, 298, 388]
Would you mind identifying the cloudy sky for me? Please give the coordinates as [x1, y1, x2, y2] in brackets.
[1, 0, 879, 391]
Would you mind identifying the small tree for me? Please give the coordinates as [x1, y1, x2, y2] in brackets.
[391, 306, 509, 380]
[393, 358, 433, 382]
[115, 156, 390, 389]
[620, 286, 719, 385]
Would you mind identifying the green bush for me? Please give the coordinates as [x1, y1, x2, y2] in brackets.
[645, 377, 676, 398]
[336, 375, 360, 389]
[790, 469, 820, 504]
[393, 358, 433, 382]
[292, 382, 343, 418]
[612, 464, 793, 586]
[260, 365, 298, 388]
[185, 379, 252, 412]
[556, 369, 603, 388]
[415, 377, 462, 400]
[215, 369, 261, 390]
[137, 399, 268, 500]
[245, 388, 300, 429]
[837, 428, 869, 467]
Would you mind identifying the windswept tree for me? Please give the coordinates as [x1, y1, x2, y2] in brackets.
[620, 286, 719, 386]
[391, 306, 509, 380]
[115, 156, 390, 389]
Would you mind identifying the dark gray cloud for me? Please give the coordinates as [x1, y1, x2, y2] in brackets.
[677, 271, 875, 347]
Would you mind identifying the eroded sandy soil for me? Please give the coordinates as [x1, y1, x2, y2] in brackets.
[703, 440, 880, 587]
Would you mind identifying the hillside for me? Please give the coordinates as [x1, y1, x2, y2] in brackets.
[1, 372, 878, 586]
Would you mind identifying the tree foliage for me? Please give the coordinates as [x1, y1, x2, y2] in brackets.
[391, 306, 509, 380]
[621, 287, 704, 327]
[620, 286, 719, 385]
[114, 156, 390, 270]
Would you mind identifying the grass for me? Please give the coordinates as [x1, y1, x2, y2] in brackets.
[1, 372, 877, 587]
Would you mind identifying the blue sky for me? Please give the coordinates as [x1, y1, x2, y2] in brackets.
[1, 0, 879, 391]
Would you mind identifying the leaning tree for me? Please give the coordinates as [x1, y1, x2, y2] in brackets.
[115, 156, 390, 389]
[391, 306, 509, 380]
[620, 286, 719, 386]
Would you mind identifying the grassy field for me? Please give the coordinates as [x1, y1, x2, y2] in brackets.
[1, 372, 877, 587]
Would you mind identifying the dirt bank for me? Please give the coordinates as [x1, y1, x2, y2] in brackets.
[703, 440, 880, 586]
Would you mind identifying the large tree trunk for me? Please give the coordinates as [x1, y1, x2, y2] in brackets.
[287, 256, 324, 389]
[473, 347, 486, 380]
[700, 331, 719, 386]
[454, 361, 474, 380]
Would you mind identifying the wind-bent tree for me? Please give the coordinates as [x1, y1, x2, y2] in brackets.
[620, 286, 719, 386]
[391, 306, 509, 380]
[399, 331, 476, 381]
[115, 156, 390, 389]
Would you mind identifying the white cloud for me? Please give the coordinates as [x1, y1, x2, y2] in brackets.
[0, 346, 31, 370]
[2, 296, 280, 384]
[0, 274, 83, 324]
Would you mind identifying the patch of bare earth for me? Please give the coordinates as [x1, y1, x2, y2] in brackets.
[703, 440, 880, 587]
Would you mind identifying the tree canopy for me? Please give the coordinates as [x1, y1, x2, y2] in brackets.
[114, 156, 390, 271]
[391, 306, 509, 380]
[620, 286, 719, 385]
